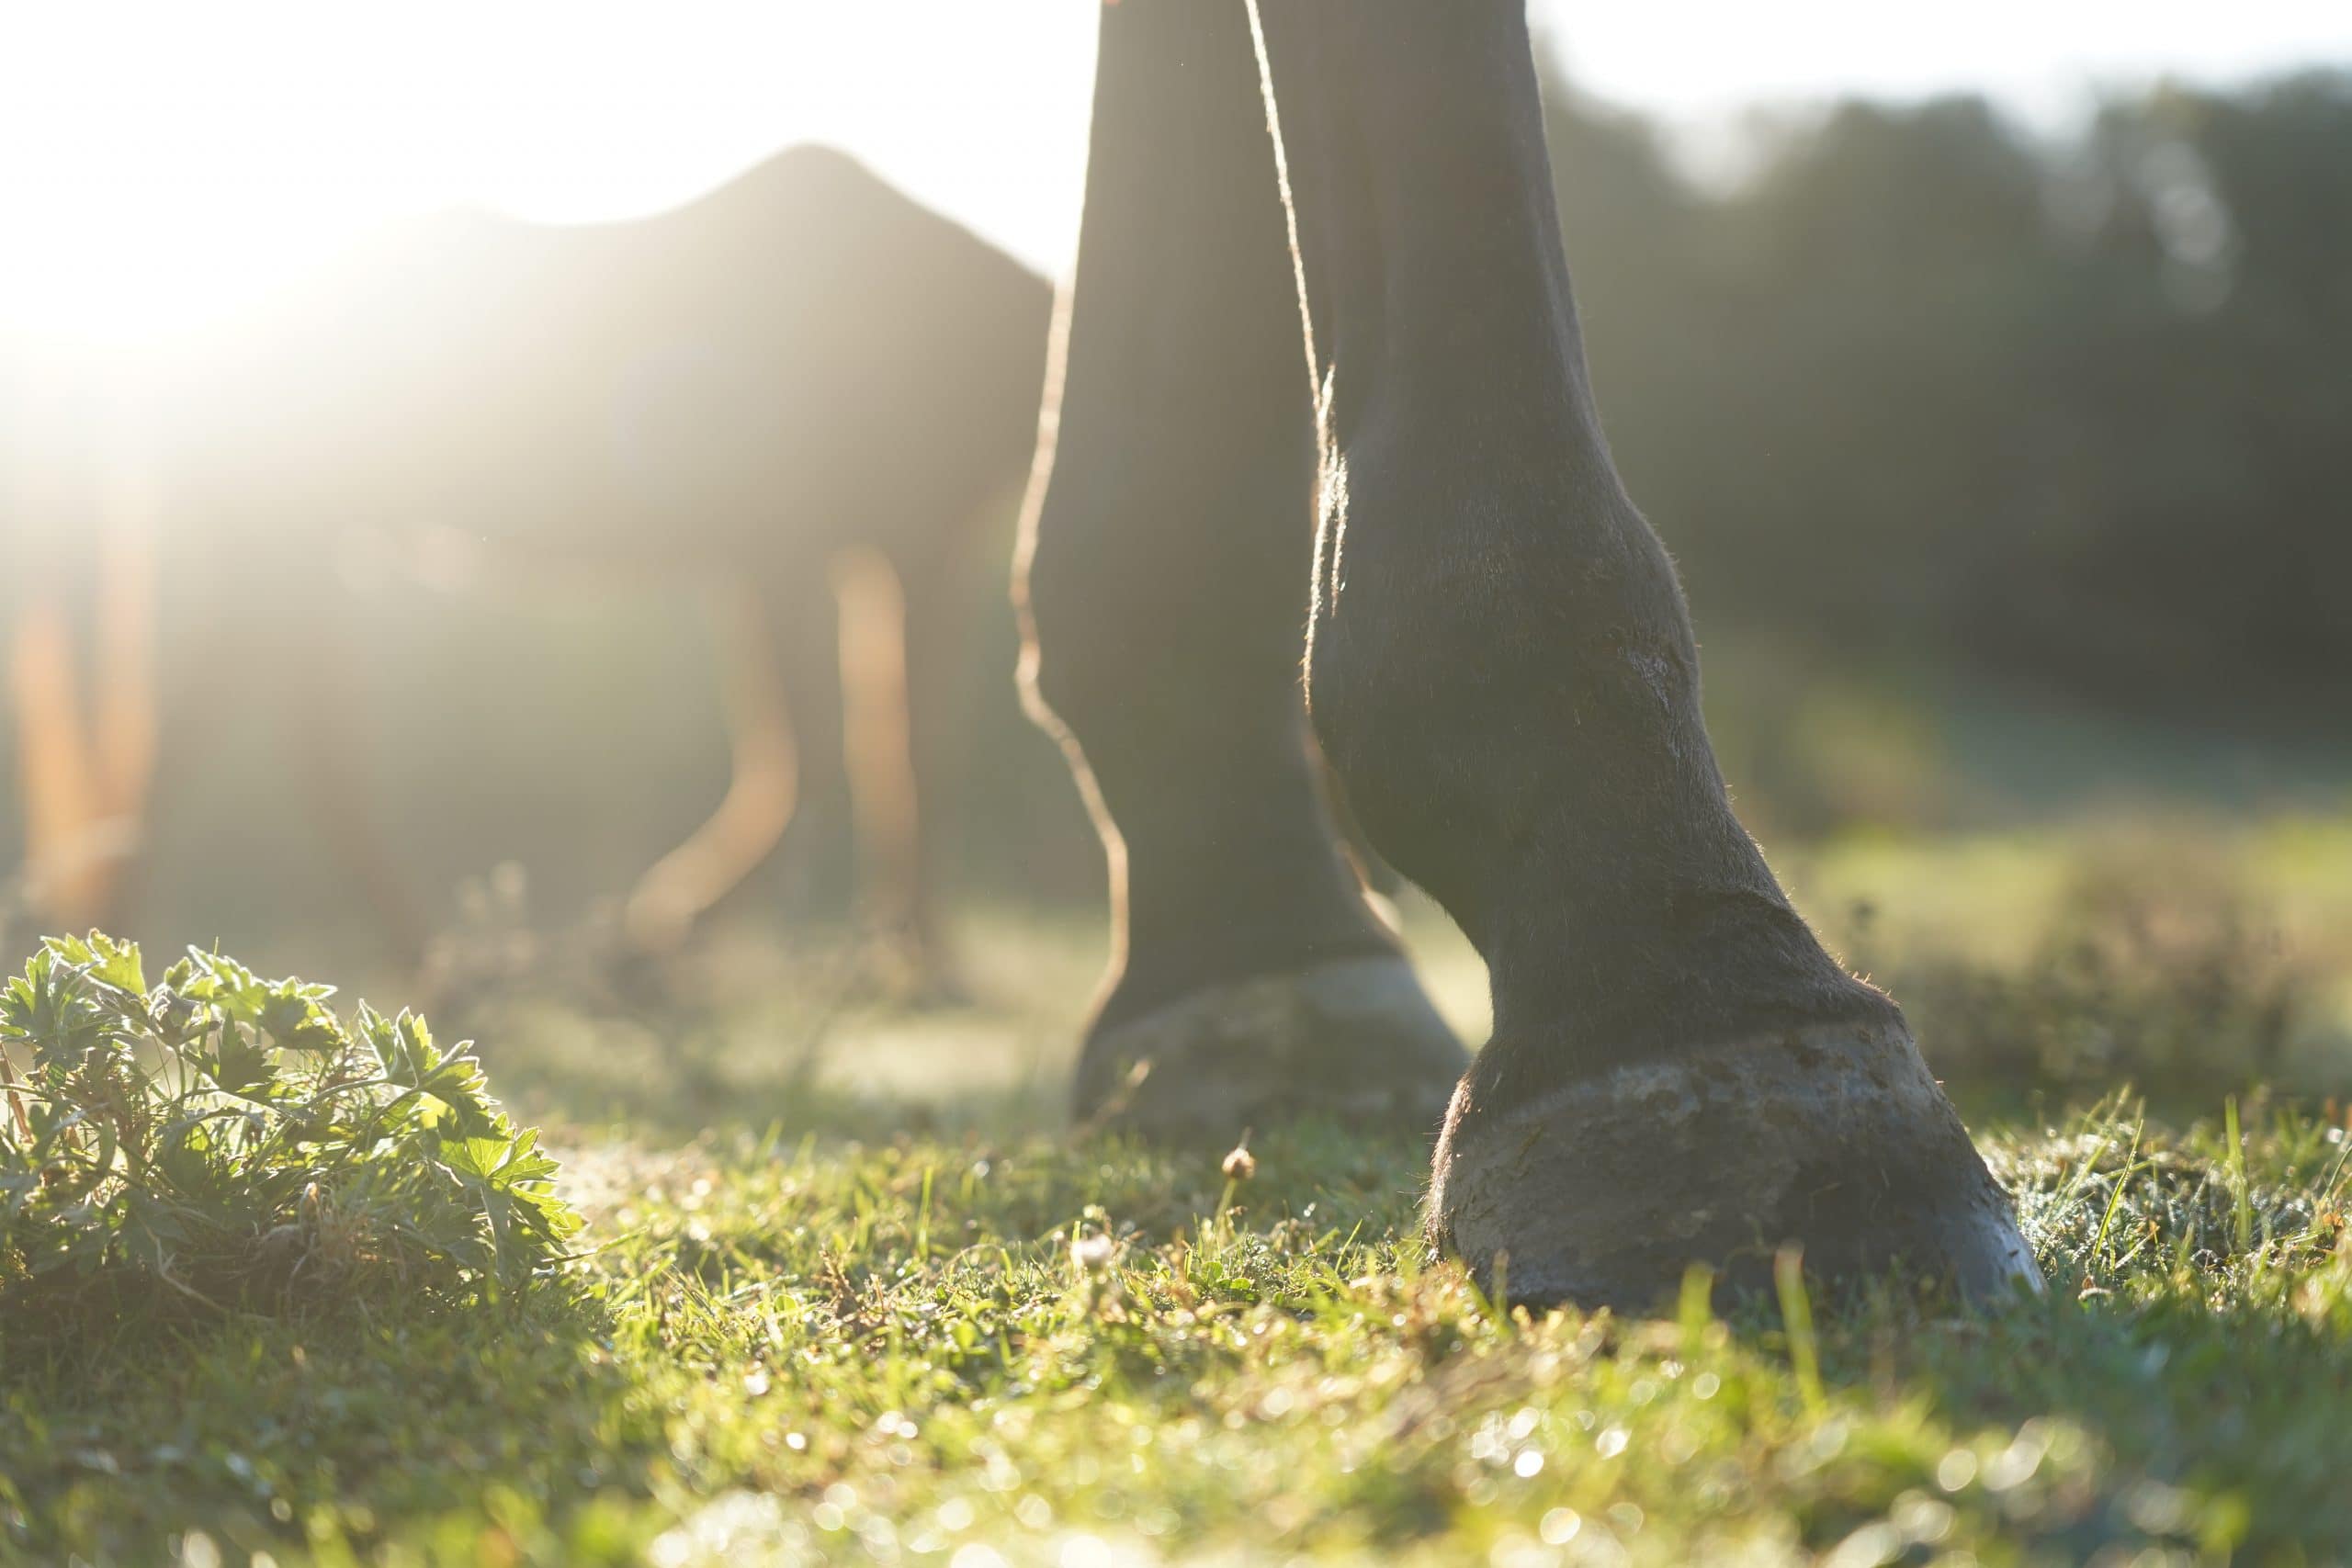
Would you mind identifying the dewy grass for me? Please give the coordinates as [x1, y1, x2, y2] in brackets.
[5, 1092, 2351, 1565]
[5, 868, 2352, 1565]
[0, 932, 580, 1329]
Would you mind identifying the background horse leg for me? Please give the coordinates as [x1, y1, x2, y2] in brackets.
[9, 502, 158, 939]
[622, 580, 799, 955]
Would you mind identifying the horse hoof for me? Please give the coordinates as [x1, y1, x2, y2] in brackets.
[1072, 953, 1467, 1145]
[1428, 1019, 2039, 1310]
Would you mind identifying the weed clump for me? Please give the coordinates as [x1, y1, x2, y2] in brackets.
[0, 932, 580, 1329]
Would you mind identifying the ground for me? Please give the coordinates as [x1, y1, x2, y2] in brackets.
[6, 820, 2352, 1566]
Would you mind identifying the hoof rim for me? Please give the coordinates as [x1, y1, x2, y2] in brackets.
[1073, 954, 1467, 1144]
[1429, 1021, 2040, 1310]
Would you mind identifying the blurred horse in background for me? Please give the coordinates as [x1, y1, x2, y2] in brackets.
[4, 146, 1051, 994]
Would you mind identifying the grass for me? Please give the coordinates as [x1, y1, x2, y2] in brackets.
[4, 1102, 2349, 1564]
[6, 822, 2352, 1565]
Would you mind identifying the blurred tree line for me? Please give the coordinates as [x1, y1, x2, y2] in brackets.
[1543, 63, 2352, 730]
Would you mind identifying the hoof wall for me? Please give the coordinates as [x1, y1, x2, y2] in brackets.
[1429, 1021, 2039, 1310]
[1073, 954, 1467, 1144]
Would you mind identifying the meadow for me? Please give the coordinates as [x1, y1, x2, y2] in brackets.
[6, 817, 2352, 1566]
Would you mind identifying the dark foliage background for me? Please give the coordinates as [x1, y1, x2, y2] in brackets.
[1545, 65, 2352, 725]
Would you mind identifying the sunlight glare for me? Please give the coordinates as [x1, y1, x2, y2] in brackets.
[0, 2, 1096, 354]
[1, 0, 2338, 359]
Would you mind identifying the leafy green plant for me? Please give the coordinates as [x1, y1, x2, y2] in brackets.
[0, 932, 579, 1325]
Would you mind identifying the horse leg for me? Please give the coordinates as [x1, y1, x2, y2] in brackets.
[9, 508, 156, 936]
[832, 542, 965, 1000]
[622, 580, 798, 954]
[883, 541, 985, 1004]
[1016, 0, 1466, 1141]
[1245, 0, 2035, 1304]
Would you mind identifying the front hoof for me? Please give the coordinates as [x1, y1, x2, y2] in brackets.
[1429, 1021, 2039, 1311]
[1073, 953, 1467, 1145]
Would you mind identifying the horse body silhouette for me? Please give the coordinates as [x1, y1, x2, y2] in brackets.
[10, 145, 1049, 979]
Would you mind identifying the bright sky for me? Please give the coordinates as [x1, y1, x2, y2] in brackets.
[1, 0, 2346, 345]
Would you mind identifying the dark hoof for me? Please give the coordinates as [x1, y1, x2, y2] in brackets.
[1428, 1021, 2039, 1311]
[1072, 954, 1468, 1144]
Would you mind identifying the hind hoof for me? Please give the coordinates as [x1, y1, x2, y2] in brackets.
[1073, 953, 1467, 1145]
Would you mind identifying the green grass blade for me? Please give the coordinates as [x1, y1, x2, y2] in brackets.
[1774, 1246, 1826, 1416]
[2226, 1094, 2254, 1258]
